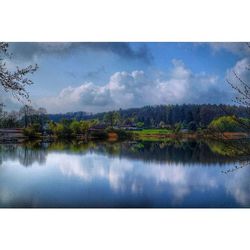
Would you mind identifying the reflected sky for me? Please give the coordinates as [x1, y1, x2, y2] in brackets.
[0, 141, 249, 208]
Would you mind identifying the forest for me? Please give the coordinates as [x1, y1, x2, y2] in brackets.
[48, 104, 250, 128]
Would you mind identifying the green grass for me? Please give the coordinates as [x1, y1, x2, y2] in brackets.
[134, 129, 173, 135]
[136, 137, 176, 142]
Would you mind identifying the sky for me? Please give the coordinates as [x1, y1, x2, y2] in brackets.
[1, 42, 250, 114]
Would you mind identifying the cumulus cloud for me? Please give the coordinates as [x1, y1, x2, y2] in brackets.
[35, 59, 231, 113]
[8, 42, 152, 63]
[37, 82, 113, 113]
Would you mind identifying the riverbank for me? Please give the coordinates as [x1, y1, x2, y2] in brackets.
[1, 128, 249, 143]
[132, 129, 250, 140]
[0, 128, 25, 143]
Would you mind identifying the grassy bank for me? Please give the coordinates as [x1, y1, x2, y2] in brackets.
[134, 129, 172, 135]
[132, 129, 249, 141]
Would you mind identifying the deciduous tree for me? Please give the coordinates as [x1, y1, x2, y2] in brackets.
[0, 42, 38, 101]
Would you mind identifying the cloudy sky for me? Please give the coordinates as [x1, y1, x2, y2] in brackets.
[1, 42, 250, 113]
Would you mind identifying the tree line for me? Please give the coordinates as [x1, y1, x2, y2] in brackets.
[1, 103, 250, 133]
[49, 104, 250, 129]
[0, 104, 47, 129]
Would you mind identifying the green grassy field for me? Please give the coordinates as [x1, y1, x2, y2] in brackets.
[134, 129, 173, 135]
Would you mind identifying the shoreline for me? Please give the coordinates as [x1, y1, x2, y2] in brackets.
[133, 131, 250, 140]
[1, 131, 249, 144]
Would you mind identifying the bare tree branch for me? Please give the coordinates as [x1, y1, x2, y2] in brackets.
[0, 42, 38, 102]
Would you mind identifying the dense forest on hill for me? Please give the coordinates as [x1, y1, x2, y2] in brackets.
[48, 104, 250, 128]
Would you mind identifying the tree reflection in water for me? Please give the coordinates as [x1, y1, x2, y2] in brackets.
[0, 142, 48, 167]
[0, 139, 248, 168]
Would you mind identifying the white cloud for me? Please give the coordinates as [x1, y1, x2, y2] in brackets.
[34, 59, 229, 113]
[36, 82, 112, 113]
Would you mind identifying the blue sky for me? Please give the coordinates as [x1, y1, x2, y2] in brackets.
[2, 42, 250, 113]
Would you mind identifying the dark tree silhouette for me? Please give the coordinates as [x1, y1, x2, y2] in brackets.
[0, 42, 38, 101]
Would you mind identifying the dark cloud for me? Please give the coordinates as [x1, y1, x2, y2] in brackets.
[65, 66, 106, 82]
[8, 42, 152, 63]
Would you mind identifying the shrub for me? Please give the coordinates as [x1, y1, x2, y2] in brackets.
[174, 123, 181, 134]
[208, 116, 245, 132]
[23, 124, 41, 139]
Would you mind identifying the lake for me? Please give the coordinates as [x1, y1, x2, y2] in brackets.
[0, 140, 249, 208]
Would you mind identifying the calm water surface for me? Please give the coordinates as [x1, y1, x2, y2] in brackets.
[0, 140, 249, 208]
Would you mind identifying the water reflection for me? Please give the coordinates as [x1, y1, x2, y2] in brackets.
[0, 140, 242, 167]
[0, 140, 249, 208]
[0, 143, 48, 167]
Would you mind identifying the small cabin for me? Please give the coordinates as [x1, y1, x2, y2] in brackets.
[119, 125, 141, 131]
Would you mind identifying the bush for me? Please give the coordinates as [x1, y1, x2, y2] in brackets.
[23, 124, 41, 139]
[48, 119, 99, 139]
[70, 120, 81, 135]
[208, 116, 245, 132]
[174, 123, 181, 134]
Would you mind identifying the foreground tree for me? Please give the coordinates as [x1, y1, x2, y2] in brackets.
[19, 105, 36, 127]
[48, 119, 99, 139]
[224, 43, 250, 129]
[0, 42, 38, 101]
[211, 43, 250, 162]
[17, 105, 47, 129]
[0, 103, 4, 119]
